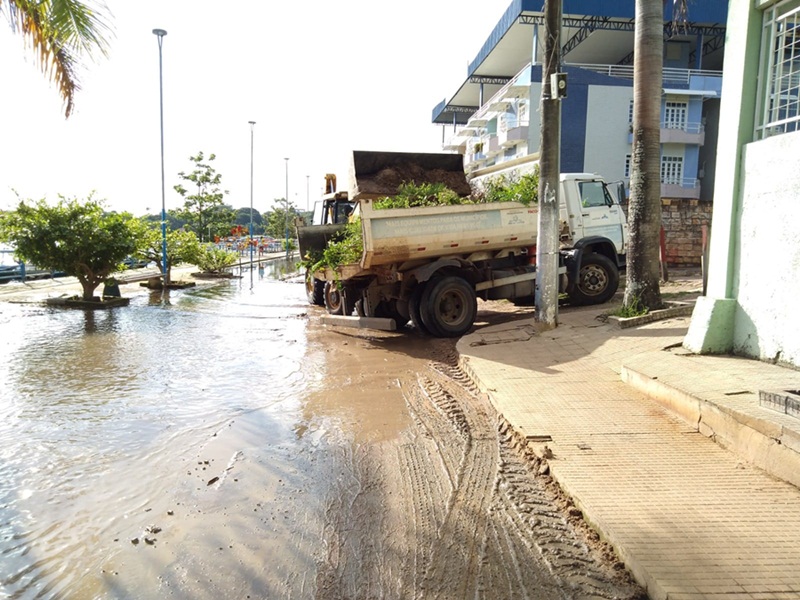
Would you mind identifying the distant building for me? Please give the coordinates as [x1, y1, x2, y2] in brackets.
[431, 0, 728, 267]
[685, 0, 800, 367]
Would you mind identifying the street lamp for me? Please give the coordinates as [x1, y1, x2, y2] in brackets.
[248, 121, 255, 267]
[306, 174, 310, 212]
[152, 28, 168, 285]
[284, 157, 289, 258]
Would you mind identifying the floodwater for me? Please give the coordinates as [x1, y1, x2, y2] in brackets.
[0, 261, 359, 598]
[0, 261, 643, 600]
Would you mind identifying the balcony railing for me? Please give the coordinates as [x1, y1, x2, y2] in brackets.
[572, 63, 722, 85]
[660, 178, 701, 199]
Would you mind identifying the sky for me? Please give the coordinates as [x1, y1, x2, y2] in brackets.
[0, 0, 503, 217]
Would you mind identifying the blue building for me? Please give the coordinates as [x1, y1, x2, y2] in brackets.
[432, 0, 728, 266]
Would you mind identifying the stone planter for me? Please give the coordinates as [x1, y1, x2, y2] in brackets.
[606, 301, 695, 329]
[46, 296, 131, 309]
[191, 271, 236, 279]
[140, 280, 196, 290]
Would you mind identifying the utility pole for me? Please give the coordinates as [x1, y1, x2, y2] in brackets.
[535, 0, 563, 328]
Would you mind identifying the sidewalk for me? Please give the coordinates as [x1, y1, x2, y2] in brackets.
[458, 302, 800, 600]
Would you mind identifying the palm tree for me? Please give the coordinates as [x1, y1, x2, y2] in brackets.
[623, 0, 668, 312]
[1, 0, 112, 117]
[624, 0, 691, 312]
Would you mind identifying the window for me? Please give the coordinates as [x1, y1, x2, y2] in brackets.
[664, 101, 688, 130]
[661, 156, 683, 185]
[758, 0, 800, 139]
[518, 99, 529, 123]
[578, 181, 612, 208]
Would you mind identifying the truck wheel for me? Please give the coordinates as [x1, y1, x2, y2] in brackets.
[305, 271, 325, 306]
[420, 276, 477, 338]
[323, 281, 343, 315]
[409, 283, 430, 334]
[568, 252, 619, 306]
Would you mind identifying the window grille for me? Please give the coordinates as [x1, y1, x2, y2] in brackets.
[758, 0, 800, 139]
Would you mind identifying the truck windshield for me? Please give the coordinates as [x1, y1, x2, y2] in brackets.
[578, 181, 614, 208]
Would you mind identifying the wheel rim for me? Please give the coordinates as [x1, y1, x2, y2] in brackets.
[324, 283, 342, 314]
[435, 288, 469, 328]
[579, 264, 608, 296]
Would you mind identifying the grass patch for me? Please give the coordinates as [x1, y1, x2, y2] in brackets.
[610, 295, 649, 318]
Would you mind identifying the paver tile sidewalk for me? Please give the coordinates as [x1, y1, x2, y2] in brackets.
[458, 306, 800, 600]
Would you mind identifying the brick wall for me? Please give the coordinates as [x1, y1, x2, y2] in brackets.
[660, 198, 712, 268]
[620, 198, 712, 268]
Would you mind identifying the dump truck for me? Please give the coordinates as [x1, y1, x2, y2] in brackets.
[299, 150, 628, 338]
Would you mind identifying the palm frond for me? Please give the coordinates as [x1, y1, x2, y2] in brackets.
[2, 0, 112, 118]
[666, 0, 690, 36]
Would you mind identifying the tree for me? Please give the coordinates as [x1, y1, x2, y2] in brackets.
[1, 0, 112, 118]
[0, 195, 142, 300]
[233, 207, 263, 235]
[142, 209, 186, 232]
[133, 222, 201, 285]
[174, 152, 233, 243]
[264, 199, 299, 239]
[623, 0, 666, 312]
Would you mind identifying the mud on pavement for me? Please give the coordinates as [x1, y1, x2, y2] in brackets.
[313, 318, 646, 600]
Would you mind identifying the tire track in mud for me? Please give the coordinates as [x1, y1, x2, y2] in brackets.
[315, 339, 644, 600]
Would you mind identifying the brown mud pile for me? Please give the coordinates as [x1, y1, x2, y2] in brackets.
[355, 163, 473, 198]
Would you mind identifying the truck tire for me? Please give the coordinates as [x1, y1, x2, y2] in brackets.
[420, 276, 477, 338]
[323, 281, 343, 315]
[568, 252, 619, 306]
[409, 283, 430, 334]
[305, 271, 325, 306]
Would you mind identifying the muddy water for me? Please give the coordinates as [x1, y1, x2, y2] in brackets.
[1, 262, 334, 597]
[0, 262, 644, 599]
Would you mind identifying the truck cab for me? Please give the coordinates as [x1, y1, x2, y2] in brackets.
[559, 173, 627, 258]
[311, 191, 355, 226]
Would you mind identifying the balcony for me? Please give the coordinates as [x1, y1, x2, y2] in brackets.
[627, 122, 706, 146]
[661, 122, 705, 145]
[661, 178, 701, 199]
[498, 120, 529, 148]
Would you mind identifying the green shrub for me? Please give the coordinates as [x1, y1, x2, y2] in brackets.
[195, 245, 238, 272]
[307, 218, 364, 273]
[478, 169, 539, 206]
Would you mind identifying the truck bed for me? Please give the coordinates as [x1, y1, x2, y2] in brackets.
[359, 199, 538, 268]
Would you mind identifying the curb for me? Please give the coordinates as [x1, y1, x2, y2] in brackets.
[621, 363, 800, 489]
[606, 301, 695, 329]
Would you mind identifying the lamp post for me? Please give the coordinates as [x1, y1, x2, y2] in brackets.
[306, 174, 310, 212]
[284, 157, 290, 258]
[152, 28, 168, 285]
[248, 121, 255, 267]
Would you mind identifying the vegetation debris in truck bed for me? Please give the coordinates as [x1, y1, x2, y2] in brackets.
[307, 171, 539, 273]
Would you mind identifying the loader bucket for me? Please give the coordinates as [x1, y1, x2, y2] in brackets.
[349, 150, 471, 201]
[296, 223, 345, 262]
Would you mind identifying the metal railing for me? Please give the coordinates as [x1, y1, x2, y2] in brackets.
[572, 63, 722, 85]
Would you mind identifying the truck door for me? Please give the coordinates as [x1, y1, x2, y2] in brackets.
[576, 180, 626, 254]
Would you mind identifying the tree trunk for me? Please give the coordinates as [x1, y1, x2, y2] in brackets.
[625, 0, 664, 311]
[80, 278, 97, 301]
